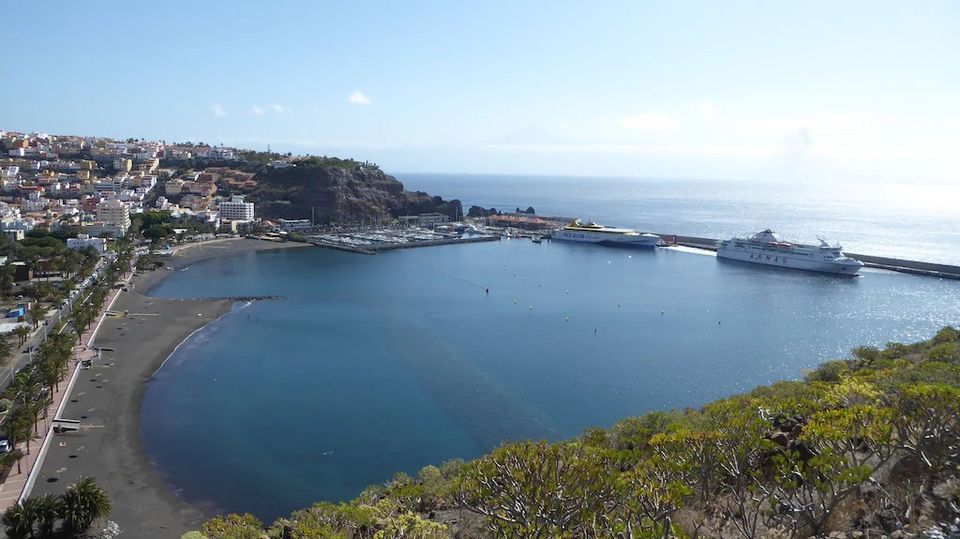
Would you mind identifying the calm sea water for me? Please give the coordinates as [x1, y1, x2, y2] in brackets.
[397, 174, 960, 266]
[142, 239, 960, 520]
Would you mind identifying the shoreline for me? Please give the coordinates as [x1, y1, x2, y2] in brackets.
[30, 239, 309, 537]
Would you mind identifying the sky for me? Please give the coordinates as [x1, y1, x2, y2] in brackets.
[1, 1, 958, 181]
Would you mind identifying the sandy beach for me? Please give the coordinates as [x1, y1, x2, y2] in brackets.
[29, 239, 309, 537]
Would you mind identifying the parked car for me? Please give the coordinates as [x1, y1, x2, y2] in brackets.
[0, 438, 10, 454]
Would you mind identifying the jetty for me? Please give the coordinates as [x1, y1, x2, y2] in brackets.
[657, 233, 960, 280]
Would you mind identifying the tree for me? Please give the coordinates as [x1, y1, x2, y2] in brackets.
[200, 513, 263, 539]
[13, 325, 30, 347]
[615, 454, 693, 537]
[59, 476, 112, 534]
[458, 441, 617, 538]
[1, 501, 35, 539]
[767, 449, 872, 537]
[374, 512, 448, 539]
[703, 398, 778, 539]
[0, 339, 12, 369]
[28, 303, 46, 329]
[890, 383, 960, 521]
[31, 493, 62, 537]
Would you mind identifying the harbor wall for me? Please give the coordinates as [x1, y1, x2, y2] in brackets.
[655, 233, 960, 280]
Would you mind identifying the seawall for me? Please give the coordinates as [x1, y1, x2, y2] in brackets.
[655, 233, 960, 280]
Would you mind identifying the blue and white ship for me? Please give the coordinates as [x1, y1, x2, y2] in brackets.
[553, 220, 660, 247]
[717, 229, 863, 275]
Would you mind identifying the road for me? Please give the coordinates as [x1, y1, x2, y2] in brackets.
[0, 257, 110, 389]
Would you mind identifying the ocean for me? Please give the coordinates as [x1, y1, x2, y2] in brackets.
[397, 174, 960, 266]
[141, 175, 960, 521]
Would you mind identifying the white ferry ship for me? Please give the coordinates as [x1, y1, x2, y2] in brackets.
[716, 229, 863, 275]
[553, 220, 660, 247]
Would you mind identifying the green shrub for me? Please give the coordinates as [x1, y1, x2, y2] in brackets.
[933, 326, 960, 345]
[927, 342, 960, 363]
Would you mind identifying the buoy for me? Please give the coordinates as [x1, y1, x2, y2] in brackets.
[529, 306, 533, 310]
[513, 299, 517, 304]
[565, 316, 569, 322]
[485, 288, 489, 294]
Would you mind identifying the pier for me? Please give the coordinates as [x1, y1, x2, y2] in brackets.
[657, 233, 960, 280]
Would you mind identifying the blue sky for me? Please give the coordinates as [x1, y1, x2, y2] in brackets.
[2, 1, 958, 181]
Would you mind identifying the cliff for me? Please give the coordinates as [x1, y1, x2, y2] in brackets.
[216, 161, 461, 224]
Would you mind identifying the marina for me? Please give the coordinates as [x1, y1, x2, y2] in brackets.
[298, 219, 960, 281]
[306, 227, 499, 254]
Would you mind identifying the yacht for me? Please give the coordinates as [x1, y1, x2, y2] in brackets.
[716, 229, 863, 275]
[553, 220, 660, 247]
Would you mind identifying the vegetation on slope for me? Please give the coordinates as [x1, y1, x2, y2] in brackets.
[189, 327, 960, 538]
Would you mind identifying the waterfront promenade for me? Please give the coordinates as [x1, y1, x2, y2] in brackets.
[0, 281, 125, 511]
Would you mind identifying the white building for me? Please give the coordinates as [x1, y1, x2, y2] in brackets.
[96, 198, 131, 236]
[1, 216, 35, 234]
[67, 234, 107, 254]
[21, 195, 48, 213]
[218, 195, 254, 221]
[279, 218, 312, 232]
[85, 221, 127, 239]
[204, 147, 235, 160]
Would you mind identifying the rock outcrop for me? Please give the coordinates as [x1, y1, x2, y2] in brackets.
[229, 162, 461, 224]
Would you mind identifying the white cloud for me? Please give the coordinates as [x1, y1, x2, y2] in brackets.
[693, 100, 718, 116]
[210, 103, 227, 117]
[618, 113, 679, 131]
[249, 105, 265, 116]
[348, 91, 371, 106]
[270, 103, 291, 114]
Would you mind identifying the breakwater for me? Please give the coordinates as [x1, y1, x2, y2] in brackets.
[656, 233, 960, 280]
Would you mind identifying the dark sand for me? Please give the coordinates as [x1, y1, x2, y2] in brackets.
[31, 239, 309, 537]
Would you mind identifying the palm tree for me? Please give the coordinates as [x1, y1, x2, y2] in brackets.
[13, 325, 30, 347]
[59, 477, 112, 535]
[1, 500, 35, 539]
[0, 338, 12, 369]
[32, 493, 62, 537]
[28, 303, 46, 330]
[39, 356, 62, 397]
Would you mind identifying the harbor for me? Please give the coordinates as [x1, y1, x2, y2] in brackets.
[296, 217, 960, 281]
[306, 227, 500, 254]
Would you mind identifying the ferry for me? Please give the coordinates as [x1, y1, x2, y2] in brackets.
[553, 220, 660, 247]
[716, 229, 863, 275]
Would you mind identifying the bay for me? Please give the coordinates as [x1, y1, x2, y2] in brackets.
[142, 237, 960, 521]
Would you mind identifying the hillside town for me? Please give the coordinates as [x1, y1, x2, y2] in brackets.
[0, 129, 267, 242]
